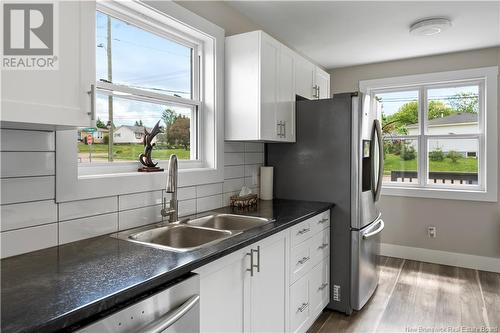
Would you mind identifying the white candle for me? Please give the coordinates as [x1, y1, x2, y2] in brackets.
[260, 166, 274, 200]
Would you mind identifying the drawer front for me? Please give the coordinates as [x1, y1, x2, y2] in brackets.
[311, 210, 330, 235]
[290, 239, 312, 283]
[291, 219, 313, 247]
[309, 259, 330, 318]
[311, 227, 330, 266]
[290, 275, 310, 333]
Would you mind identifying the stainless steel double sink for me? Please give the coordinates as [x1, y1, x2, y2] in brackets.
[114, 214, 271, 252]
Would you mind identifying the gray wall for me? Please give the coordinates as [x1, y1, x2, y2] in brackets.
[329, 47, 500, 258]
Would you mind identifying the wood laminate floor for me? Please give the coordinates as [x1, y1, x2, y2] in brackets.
[309, 256, 500, 333]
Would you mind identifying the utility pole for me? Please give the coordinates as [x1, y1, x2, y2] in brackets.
[107, 15, 114, 162]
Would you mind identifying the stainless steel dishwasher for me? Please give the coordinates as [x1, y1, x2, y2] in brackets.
[78, 274, 200, 333]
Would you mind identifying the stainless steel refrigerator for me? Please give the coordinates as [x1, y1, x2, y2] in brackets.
[266, 92, 385, 315]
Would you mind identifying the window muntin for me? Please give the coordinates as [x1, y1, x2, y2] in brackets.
[375, 81, 483, 190]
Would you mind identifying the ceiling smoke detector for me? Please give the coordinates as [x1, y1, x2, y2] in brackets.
[410, 17, 452, 36]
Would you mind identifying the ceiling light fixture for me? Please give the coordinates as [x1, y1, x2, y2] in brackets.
[409, 17, 452, 36]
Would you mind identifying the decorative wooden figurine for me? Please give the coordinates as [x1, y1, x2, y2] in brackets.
[138, 120, 164, 172]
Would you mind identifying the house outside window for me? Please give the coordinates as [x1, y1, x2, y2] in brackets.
[360, 67, 497, 202]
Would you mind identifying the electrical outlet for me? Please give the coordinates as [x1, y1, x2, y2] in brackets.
[428, 226, 437, 238]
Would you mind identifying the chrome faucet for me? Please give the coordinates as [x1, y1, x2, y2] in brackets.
[161, 154, 178, 223]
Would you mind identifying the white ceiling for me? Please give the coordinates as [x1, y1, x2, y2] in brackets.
[227, 1, 500, 69]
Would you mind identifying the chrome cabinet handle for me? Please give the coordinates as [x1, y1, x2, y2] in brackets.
[318, 218, 328, 224]
[297, 256, 310, 265]
[247, 246, 260, 276]
[282, 122, 286, 138]
[277, 121, 282, 137]
[297, 228, 310, 235]
[318, 282, 328, 291]
[317, 86, 320, 99]
[318, 243, 328, 250]
[255, 245, 260, 273]
[297, 302, 309, 313]
[87, 84, 95, 121]
[142, 295, 200, 333]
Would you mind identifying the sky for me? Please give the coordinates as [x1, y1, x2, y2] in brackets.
[376, 85, 479, 120]
[95, 11, 193, 128]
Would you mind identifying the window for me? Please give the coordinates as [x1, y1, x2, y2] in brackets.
[78, 7, 200, 165]
[360, 67, 497, 202]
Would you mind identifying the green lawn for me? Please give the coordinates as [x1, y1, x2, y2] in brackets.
[78, 143, 190, 161]
[384, 153, 478, 175]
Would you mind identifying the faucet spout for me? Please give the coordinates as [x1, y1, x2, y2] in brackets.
[162, 154, 178, 223]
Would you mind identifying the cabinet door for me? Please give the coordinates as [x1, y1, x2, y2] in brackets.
[277, 45, 296, 142]
[195, 249, 247, 333]
[260, 33, 279, 141]
[246, 233, 287, 333]
[309, 259, 330, 319]
[294, 55, 315, 100]
[1, 1, 95, 127]
[314, 67, 330, 99]
[290, 275, 310, 333]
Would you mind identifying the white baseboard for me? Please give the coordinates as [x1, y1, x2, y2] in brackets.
[380, 243, 500, 273]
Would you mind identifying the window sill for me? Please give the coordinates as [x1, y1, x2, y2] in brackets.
[381, 185, 497, 202]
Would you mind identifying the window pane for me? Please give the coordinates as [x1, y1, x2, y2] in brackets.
[96, 11, 193, 99]
[427, 138, 479, 185]
[383, 138, 418, 184]
[375, 90, 419, 135]
[78, 94, 194, 164]
[426, 85, 479, 135]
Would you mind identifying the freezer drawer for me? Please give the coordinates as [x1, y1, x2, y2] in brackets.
[350, 217, 384, 311]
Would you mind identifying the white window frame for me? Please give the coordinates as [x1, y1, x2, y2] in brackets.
[360, 66, 498, 202]
[55, 0, 224, 202]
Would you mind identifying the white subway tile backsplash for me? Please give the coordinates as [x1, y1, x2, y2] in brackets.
[119, 191, 162, 210]
[245, 152, 264, 164]
[1, 176, 55, 205]
[178, 199, 196, 217]
[224, 152, 245, 166]
[196, 183, 223, 198]
[245, 142, 264, 152]
[0, 130, 54, 152]
[244, 164, 261, 177]
[119, 205, 162, 230]
[59, 196, 118, 221]
[177, 186, 196, 200]
[0, 131, 267, 257]
[59, 213, 118, 244]
[1, 152, 55, 178]
[0, 223, 58, 258]
[224, 142, 245, 152]
[197, 194, 222, 212]
[0, 200, 57, 232]
[223, 178, 245, 193]
[224, 165, 245, 180]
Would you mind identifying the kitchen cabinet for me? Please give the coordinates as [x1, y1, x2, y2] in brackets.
[195, 210, 330, 333]
[195, 231, 287, 333]
[295, 54, 330, 100]
[1, 1, 95, 128]
[225, 30, 295, 142]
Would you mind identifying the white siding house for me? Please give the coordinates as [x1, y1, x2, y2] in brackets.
[407, 113, 478, 156]
[113, 126, 156, 144]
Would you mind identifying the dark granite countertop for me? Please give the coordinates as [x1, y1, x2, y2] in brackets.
[1, 199, 333, 333]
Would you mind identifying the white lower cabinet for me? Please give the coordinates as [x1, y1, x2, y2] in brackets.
[194, 210, 330, 333]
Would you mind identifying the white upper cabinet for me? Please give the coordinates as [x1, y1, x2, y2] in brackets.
[315, 66, 331, 99]
[1, 1, 95, 128]
[295, 54, 330, 100]
[226, 30, 295, 142]
[294, 54, 315, 100]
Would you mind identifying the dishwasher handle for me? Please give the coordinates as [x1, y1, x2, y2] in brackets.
[141, 294, 200, 333]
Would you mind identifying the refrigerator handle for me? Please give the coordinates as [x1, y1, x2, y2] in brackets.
[371, 119, 384, 202]
[362, 219, 384, 239]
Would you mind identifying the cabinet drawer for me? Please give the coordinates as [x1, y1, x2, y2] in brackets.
[290, 239, 312, 283]
[290, 275, 310, 333]
[311, 227, 330, 266]
[311, 210, 330, 234]
[309, 259, 330, 319]
[290, 219, 313, 246]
